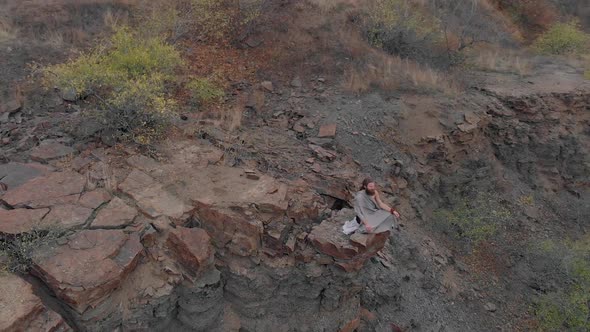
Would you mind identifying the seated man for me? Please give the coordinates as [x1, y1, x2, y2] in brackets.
[354, 178, 400, 234]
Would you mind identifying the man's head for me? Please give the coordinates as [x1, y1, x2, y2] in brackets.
[361, 178, 376, 196]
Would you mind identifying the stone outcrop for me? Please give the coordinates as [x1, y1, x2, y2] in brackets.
[0, 274, 71, 332]
[31, 230, 144, 313]
[1, 171, 85, 208]
[1, 149, 388, 332]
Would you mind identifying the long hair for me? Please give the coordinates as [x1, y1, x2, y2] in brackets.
[360, 177, 374, 190]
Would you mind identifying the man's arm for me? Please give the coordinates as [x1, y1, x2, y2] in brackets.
[375, 191, 400, 218]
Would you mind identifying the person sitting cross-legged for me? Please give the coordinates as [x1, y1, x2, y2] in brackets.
[354, 178, 400, 234]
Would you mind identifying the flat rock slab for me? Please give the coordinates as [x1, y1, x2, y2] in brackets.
[32, 230, 143, 313]
[118, 170, 188, 219]
[166, 166, 288, 213]
[0, 274, 71, 332]
[78, 189, 111, 209]
[30, 142, 75, 162]
[166, 227, 213, 276]
[91, 197, 137, 228]
[43, 204, 93, 229]
[1, 171, 86, 208]
[0, 208, 50, 235]
[0, 162, 54, 190]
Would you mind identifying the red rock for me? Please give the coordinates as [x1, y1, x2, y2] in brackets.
[318, 123, 337, 138]
[308, 221, 359, 260]
[91, 197, 137, 228]
[30, 142, 75, 162]
[27, 193, 80, 209]
[31, 230, 143, 313]
[360, 307, 377, 322]
[339, 317, 361, 332]
[0, 162, 54, 190]
[309, 218, 389, 272]
[78, 188, 111, 209]
[193, 201, 262, 256]
[0, 274, 72, 332]
[309, 144, 337, 161]
[43, 204, 93, 229]
[0, 208, 50, 235]
[166, 227, 213, 275]
[1, 171, 85, 208]
[118, 170, 187, 219]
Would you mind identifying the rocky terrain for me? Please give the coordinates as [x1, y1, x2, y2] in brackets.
[1, 0, 589, 331]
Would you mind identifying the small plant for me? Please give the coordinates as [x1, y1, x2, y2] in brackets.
[434, 191, 512, 245]
[533, 20, 589, 55]
[186, 77, 225, 106]
[44, 27, 183, 146]
[0, 229, 62, 274]
[533, 236, 590, 331]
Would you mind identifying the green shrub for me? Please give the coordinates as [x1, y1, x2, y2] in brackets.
[186, 77, 224, 106]
[533, 20, 589, 55]
[434, 191, 512, 244]
[534, 236, 590, 331]
[44, 27, 183, 145]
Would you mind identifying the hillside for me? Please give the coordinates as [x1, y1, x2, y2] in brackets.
[0, 1, 589, 331]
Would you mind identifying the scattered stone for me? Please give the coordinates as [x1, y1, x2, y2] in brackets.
[78, 188, 111, 209]
[30, 142, 75, 163]
[166, 227, 213, 276]
[43, 204, 93, 229]
[31, 230, 143, 313]
[246, 173, 260, 180]
[309, 144, 337, 162]
[0, 208, 50, 235]
[464, 113, 480, 125]
[152, 216, 172, 232]
[1, 171, 86, 208]
[305, 158, 315, 164]
[260, 81, 274, 92]
[60, 88, 78, 101]
[246, 90, 265, 111]
[91, 197, 137, 228]
[0, 99, 22, 114]
[311, 163, 321, 173]
[318, 124, 337, 138]
[293, 122, 306, 133]
[457, 123, 478, 133]
[484, 302, 497, 312]
[0, 274, 71, 332]
[290, 77, 303, 88]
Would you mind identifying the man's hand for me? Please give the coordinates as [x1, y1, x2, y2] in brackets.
[390, 208, 401, 218]
[363, 221, 373, 233]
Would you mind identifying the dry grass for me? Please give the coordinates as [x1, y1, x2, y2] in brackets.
[344, 50, 461, 95]
[470, 47, 533, 76]
[0, 18, 18, 44]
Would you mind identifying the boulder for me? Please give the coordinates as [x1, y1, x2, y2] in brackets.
[31, 230, 143, 313]
[0, 274, 71, 332]
[308, 216, 389, 272]
[91, 197, 137, 228]
[166, 227, 214, 276]
[0, 208, 50, 235]
[1, 171, 85, 208]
